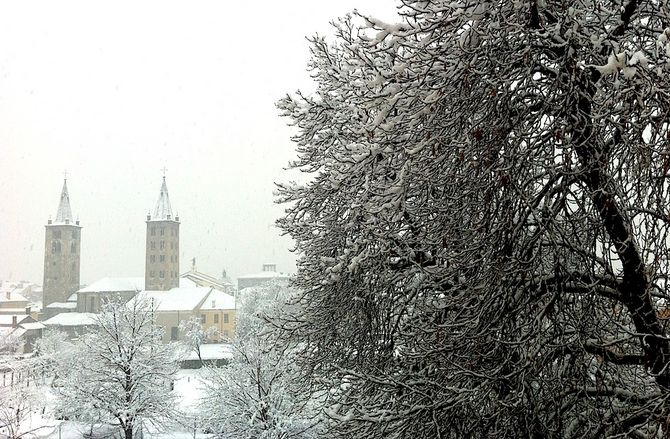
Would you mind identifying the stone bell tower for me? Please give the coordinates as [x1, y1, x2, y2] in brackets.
[43, 178, 81, 307]
[145, 175, 180, 290]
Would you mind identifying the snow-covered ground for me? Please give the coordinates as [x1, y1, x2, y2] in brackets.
[1, 369, 212, 439]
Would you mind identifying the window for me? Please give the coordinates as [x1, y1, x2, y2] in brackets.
[72, 231, 77, 239]
[160, 241, 165, 250]
[70, 242, 76, 253]
[151, 227, 156, 236]
[160, 255, 165, 262]
[150, 255, 155, 263]
[170, 242, 174, 250]
[201, 314, 206, 324]
[170, 327, 178, 340]
[214, 314, 219, 324]
[223, 313, 229, 324]
[54, 231, 61, 239]
[150, 270, 155, 277]
[160, 228, 165, 236]
[52, 241, 61, 253]
[159, 271, 164, 278]
[150, 241, 156, 250]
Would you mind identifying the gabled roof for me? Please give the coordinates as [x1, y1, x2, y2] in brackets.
[77, 277, 144, 294]
[0, 291, 29, 303]
[133, 286, 212, 312]
[55, 179, 74, 224]
[150, 176, 175, 221]
[20, 322, 46, 331]
[181, 269, 231, 291]
[200, 289, 236, 310]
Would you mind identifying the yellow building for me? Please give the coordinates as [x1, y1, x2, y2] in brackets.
[198, 289, 236, 339]
[132, 282, 236, 342]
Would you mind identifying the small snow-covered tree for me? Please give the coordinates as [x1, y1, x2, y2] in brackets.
[277, 1, 670, 437]
[179, 316, 219, 366]
[33, 329, 75, 386]
[200, 282, 323, 439]
[0, 331, 21, 354]
[0, 385, 42, 439]
[56, 298, 178, 439]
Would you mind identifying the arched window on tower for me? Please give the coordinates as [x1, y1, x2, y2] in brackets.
[71, 242, 76, 253]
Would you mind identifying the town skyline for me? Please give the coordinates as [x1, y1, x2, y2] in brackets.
[0, 0, 400, 285]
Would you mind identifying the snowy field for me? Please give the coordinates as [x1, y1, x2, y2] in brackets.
[1, 369, 212, 439]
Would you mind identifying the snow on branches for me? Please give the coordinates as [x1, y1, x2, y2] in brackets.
[277, 1, 670, 438]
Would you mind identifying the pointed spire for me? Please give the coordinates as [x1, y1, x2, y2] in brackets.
[55, 178, 74, 224]
[152, 176, 174, 220]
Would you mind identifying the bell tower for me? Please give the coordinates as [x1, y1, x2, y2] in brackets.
[43, 177, 82, 307]
[145, 174, 180, 290]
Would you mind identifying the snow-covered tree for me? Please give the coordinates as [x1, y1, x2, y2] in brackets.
[32, 329, 75, 386]
[277, 1, 670, 437]
[56, 298, 178, 439]
[200, 282, 323, 439]
[0, 385, 41, 439]
[0, 331, 21, 354]
[179, 315, 219, 366]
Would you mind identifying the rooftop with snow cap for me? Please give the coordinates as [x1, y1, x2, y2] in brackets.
[77, 277, 145, 293]
[42, 312, 98, 327]
[148, 175, 178, 222]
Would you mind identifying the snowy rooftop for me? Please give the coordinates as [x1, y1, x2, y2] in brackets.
[42, 312, 97, 327]
[20, 322, 46, 331]
[0, 289, 29, 303]
[134, 287, 213, 312]
[200, 289, 236, 310]
[181, 269, 231, 290]
[78, 277, 144, 293]
[0, 284, 28, 302]
[237, 271, 290, 280]
[184, 343, 234, 361]
[45, 302, 77, 309]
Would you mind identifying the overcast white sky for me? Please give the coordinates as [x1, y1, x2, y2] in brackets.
[0, 1, 400, 285]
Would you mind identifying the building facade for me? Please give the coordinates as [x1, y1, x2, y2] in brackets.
[43, 179, 81, 307]
[145, 176, 180, 291]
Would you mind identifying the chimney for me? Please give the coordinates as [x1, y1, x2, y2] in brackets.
[25, 306, 31, 315]
[11, 316, 17, 327]
[5, 291, 10, 300]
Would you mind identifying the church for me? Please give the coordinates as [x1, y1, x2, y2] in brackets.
[40, 176, 237, 341]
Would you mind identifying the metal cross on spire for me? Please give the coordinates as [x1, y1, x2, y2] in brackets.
[160, 166, 168, 177]
[63, 169, 68, 180]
